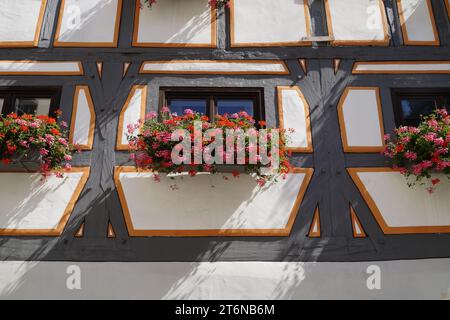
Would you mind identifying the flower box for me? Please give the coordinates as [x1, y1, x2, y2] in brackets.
[0, 112, 73, 178]
[127, 108, 292, 186]
[384, 108, 450, 192]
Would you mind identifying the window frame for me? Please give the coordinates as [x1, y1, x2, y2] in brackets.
[159, 87, 265, 124]
[0, 87, 62, 117]
[392, 88, 450, 127]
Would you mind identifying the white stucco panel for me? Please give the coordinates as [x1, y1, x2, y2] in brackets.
[140, 61, 288, 74]
[0, 0, 45, 44]
[232, 0, 310, 45]
[56, 0, 121, 45]
[0, 172, 85, 231]
[118, 171, 309, 231]
[341, 88, 384, 147]
[356, 171, 450, 228]
[120, 87, 145, 146]
[135, 0, 213, 46]
[326, 0, 387, 43]
[279, 88, 310, 149]
[353, 62, 450, 73]
[398, 0, 437, 44]
[71, 87, 94, 147]
[0, 61, 82, 75]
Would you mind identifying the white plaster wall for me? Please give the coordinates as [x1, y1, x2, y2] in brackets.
[341, 89, 384, 147]
[120, 87, 145, 146]
[353, 62, 450, 73]
[56, 0, 120, 44]
[232, 0, 309, 45]
[140, 61, 288, 74]
[398, 0, 437, 43]
[280, 88, 310, 149]
[327, 0, 387, 42]
[1, 260, 450, 299]
[72, 88, 93, 146]
[0, 172, 85, 230]
[0, 61, 82, 74]
[356, 171, 450, 228]
[0, 0, 44, 44]
[135, 0, 213, 45]
[118, 171, 308, 231]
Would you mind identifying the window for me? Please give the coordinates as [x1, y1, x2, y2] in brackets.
[160, 88, 264, 123]
[0, 87, 61, 117]
[392, 89, 450, 126]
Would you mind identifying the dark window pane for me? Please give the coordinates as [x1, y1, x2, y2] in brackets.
[168, 99, 207, 116]
[14, 97, 51, 116]
[400, 98, 436, 125]
[217, 99, 254, 116]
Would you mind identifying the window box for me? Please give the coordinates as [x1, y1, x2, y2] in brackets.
[0, 112, 73, 178]
[384, 108, 450, 193]
[127, 108, 291, 186]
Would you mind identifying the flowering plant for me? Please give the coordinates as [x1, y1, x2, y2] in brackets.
[141, 0, 230, 9]
[127, 108, 292, 186]
[383, 108, 450, 192]
[0, 112, 73, 178]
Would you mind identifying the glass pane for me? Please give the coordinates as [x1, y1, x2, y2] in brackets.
[400, 98, 435, 125]
[217, 99, 254, 117]
[168, 99, 207, 116]
[14, 97, 51, 116]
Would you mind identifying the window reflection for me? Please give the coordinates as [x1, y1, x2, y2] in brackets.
[216, 99, 254, 116]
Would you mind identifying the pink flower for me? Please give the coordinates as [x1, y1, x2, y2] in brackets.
[183, 109, 194, 115]
[404, 151, 417, 161]
[64, 155, 72, 161]
[39, 149, 49, 156]
[146, 112, 157, 120]
[434, 137, 445, 146]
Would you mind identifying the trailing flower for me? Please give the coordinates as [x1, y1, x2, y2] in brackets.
[383, 108, 450, 192]
[141, 0, 230, 9]
[0, 112, 73, 178]
[127, 108, 292, 186]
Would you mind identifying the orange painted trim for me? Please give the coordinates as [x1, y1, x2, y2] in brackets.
[116, 85, 147, 151]
[396, 0, 440, 46]
[0, 167, 90, 237]
[299, 59, 307, 74]
[139, 60, 290, 75]
[352, 60, 450, 74]
[69, 85, 96, 151]
[132, 1, 217, 48]
[229, 0, 312, 48]
[107, 222, 116, 238]
[0, 60, 84, 76]
[334, 59, 341, 74]
[277, 86, 313, 153]
[446, 0, 450, 19]
[348, 167, 450, 234]
[337, 87, 385, 153]
[54, 0, 123, 47]
[96, 62, 103, 79]
[114, 166, 314, 237]
[74, 222, 84, 238]
[350, 204, 366, 238]
[0, 0, 47, 48]
[324, 0, 390, 46]
[308, 206, 321, 238]
[123, 62, 131, 78]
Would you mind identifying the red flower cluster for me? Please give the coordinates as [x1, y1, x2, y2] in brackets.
[127, 108, 292, 186]
[0, 112, 73, 178]
[384, 108, 450, 192]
